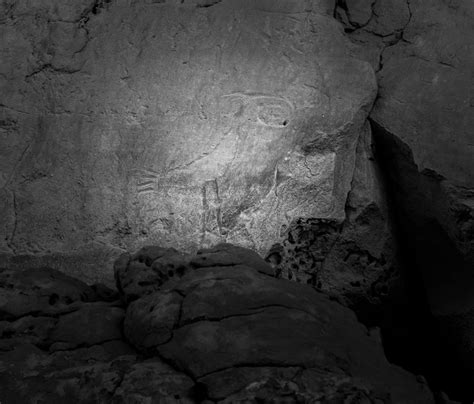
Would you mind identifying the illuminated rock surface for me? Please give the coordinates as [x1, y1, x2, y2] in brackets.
[0, 0, 377, 286]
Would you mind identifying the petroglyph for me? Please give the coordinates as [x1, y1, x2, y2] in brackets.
[221, 93, 294, 128]
[136, 169, 160, 194]
[200, 178, 225, 245]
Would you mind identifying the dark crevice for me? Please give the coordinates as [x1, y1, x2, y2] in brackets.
[48, 338, 123, 352]
[0, 300, 122, 322]
[176, 303, 323, 329]
[198, 362, 306, 380]
[196, 0, 222, 8]
[150, 350, 210, 402]
[6, 190, 18, 254]
[369, 118, 473, 402]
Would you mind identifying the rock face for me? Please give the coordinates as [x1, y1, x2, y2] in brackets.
[0, 0, 472, 400]
[0, 1, 399, 367]
[267, 124, 398, 318]
[340, 0, 474, 301]
[335, 0, 474, 398]
[0, 245, 436, 403]
[0, 0, 377, 286]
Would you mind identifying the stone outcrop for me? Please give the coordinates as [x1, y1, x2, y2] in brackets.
[0, 0, 378, 290]
[335, 0, 474, 398]
[266, 124, 398, 320]
[0, 245, 437, 403]
[0, 0, 400, 376]
[0, 0, 472, 400]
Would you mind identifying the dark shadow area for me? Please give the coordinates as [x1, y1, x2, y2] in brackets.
[370, 119, 474, 402]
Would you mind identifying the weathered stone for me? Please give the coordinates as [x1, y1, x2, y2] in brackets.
[173, 265, 337, 323]
[265, 125, 398, 318]
[113, 359, 195, 404]
[191, 243, 274, 275]
[124, 291, 182, 351]
[318, 125, 398, 313]
[0, 351, 129, 403]
[0, 248, 124, 288]
[199, 366, 301, 400]
[341, 0, 474, 398]
[0, 315, 57, 351]
[0, 0, 376, 285]
[217, 368, 393, 403]
[114, 247, 191, 302]
[0, 345, 192, 404]
[0, 267, 96, 320]
[123, 248, 434, 403]
[345, 0, 373, 27]
[50, 302, 124, 351]
[90, 282, 119, 302]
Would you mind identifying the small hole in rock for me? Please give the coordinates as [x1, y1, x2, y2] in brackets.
[49, 293, 59, 305]
[176, 266, 185, 277]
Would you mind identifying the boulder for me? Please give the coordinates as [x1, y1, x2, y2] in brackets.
[124, 248, 434, 403]
[49, 302, 125, 351]
[114, 246, 191, 302]
[0, 315, 57, 351]
[0, 267, 96, 320]
[0, 347, 194, 404]
[191, 243, 274, 276]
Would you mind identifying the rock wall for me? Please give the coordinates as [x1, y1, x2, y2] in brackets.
[266, 124, 399, 319]
[336, 0, 474, 399]
[0, 0, 380, 287]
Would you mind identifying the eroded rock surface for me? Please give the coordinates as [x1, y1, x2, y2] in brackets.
[0, 245, 437, 403]
[266, 124, 398, 318]
[336, 0, 474, 398]
[123, 244, 434, 403]
[0, 0, 377, 287]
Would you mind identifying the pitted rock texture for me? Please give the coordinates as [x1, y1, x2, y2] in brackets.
[265, 124, 398, 318]
[0, 266, 99, 320]
[115, 243, 275, 302]
[114, 245, 192, 303]
[0, 267, 124, 352]
[0, 246, 437, 403]
[0, 0, 376, 285]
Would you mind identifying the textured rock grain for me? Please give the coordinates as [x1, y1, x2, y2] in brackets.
[0, 244, 437, 403]
[338, 0, 474, 397]
[123, 245, 434, 403]
[0, 0, 377, 286]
